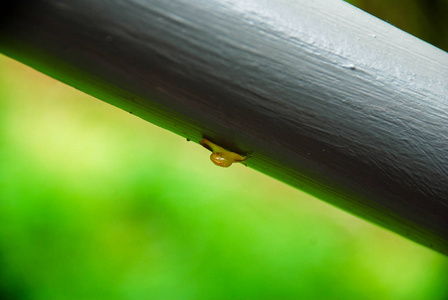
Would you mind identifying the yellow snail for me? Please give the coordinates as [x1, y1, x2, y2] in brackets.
[199, 138, 250, 167]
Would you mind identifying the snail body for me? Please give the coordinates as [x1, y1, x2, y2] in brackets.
[199, 138, 249, 167]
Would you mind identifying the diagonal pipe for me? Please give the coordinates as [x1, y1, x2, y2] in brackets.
[1, 0, 447, 255]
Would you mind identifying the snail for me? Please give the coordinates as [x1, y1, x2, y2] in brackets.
[199, 138, 250, 167]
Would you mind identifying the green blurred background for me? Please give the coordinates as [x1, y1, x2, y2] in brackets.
[1, 1, 448, 299]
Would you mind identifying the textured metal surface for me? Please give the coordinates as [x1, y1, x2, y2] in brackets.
[1, 0, 448, 254]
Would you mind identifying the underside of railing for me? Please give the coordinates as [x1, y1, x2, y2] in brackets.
[1, 0, 447, 255]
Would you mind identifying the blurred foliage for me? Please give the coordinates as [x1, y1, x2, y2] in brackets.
[1, 1, 448, 299]
[346, 0, 448, 51]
